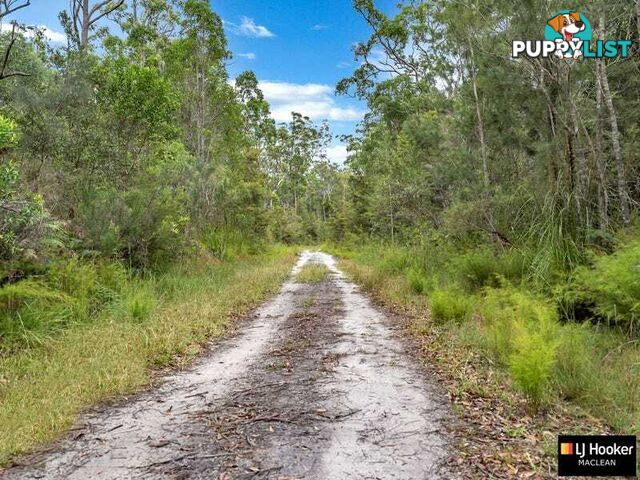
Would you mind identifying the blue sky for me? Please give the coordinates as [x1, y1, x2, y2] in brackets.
[9, 0, 397, 163]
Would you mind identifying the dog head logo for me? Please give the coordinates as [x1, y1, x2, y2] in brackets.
[547, 12, 585, 42]
[544, 10, 592, 57]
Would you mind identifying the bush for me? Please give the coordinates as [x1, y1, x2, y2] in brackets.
[475, 287, 561, 406]
[449, 248, 526, 292]
[408, 268, 430, 294]
[429, 288, 473, 324]
[509, 327, 557, 406]
[480, 287, 560, 388]
[0, 258, 133, 351]
[558, 238, 640, 332]
[451, 250, 497, 291]
[200, 226, 255, 261]
[379, 248, 412, 274]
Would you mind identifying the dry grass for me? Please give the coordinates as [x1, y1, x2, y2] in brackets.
[0, 249, 295, 465]
[296, 263, 330, 284]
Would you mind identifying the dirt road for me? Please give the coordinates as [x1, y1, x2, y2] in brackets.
[2, 251, 452, 479]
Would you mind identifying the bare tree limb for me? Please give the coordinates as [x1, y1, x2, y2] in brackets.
[0, 22, 30, 81]
[0, 0, 30, 20]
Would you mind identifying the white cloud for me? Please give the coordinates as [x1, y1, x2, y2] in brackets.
[336, 61, 351, 69]
[228, 16, 274, 38]
[325, 144, 349, 165]
[0, 23, 66, 43]
[311, 24, 327, 31]
[236, 52, 256, 60]
[257, 80, 365, 123]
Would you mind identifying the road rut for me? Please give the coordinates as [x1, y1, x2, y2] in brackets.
[2, 251, 452, 479]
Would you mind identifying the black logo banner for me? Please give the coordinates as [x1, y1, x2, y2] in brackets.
[558, 435, 636, 477]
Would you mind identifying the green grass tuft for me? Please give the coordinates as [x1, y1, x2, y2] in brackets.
[296, 264, 330, 284]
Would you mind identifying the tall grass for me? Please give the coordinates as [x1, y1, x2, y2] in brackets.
[0, 247, 295, 465]
[296, 264, 330, 283]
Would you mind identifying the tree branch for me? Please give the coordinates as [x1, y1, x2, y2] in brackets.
[88, 0, 124, 26]
[0, 0, 30, 20]
[0, 22, 30, 81]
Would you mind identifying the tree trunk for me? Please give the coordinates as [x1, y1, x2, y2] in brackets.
[598, 15, 630, 225]
[594, 60, 609, 228]
[636, 0, 640, 42]
[568, 88, 588, 217]
[469, 42, 489, 190]
[81, 0, 90, 49]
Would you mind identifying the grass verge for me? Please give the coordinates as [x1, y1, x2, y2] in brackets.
[0, 247, 296, 465]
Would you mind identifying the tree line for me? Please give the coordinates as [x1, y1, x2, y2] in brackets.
[0, 0, 339, 274]
[331, 0, 640, 267]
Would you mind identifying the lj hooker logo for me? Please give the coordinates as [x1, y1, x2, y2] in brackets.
[512, 10, 633, 59]
[558, 435, 637, 477]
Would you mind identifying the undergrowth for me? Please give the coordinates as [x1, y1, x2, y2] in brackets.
[0, 246, 295, 465]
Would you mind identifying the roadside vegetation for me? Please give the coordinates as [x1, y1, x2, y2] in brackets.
[316, 0, 640, 445]
[329, 240, 640, 433]
[0, 248, 295, 464]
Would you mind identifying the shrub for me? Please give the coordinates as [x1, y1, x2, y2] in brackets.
[429, 288, 473, 324]
[379, 248, 412, 274]
[200, 226, 254, 261]
[451, 250, 497, 291]
[558, 239, 640, 332]
[509, 327, 557, 406]
[408, 268, 430, 294]
[480, 287, 560, 368]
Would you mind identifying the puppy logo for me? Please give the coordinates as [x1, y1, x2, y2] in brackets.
[544, 10, 591, 58]
[547, 12, 585, 43]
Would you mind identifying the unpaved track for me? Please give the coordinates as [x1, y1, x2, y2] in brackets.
[2, 251, 452, 479]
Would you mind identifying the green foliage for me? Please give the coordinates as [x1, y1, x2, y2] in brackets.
[480, 287, 559, 364]
[429, 287, 473, 324]
[121, 285, 157, 322]
[0, 258, 132, 351]
[407, 267, 430, 294]
[553, 323, 597, 400]
[508, 327, 557, 406]
[98, 58, 178, 138]
[558, 238, 640, 332]
[0, 114, 19, 150]
[200, 226, 256, 261]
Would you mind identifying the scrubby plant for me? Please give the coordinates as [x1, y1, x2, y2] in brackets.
[429, 287, 473, 324]
[480, 287, 560, 392]
[449, 248, 526, 293]
[509, 326, 558, 406]
[558, 239, 640, 333]
[408, 267, 430, 294]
